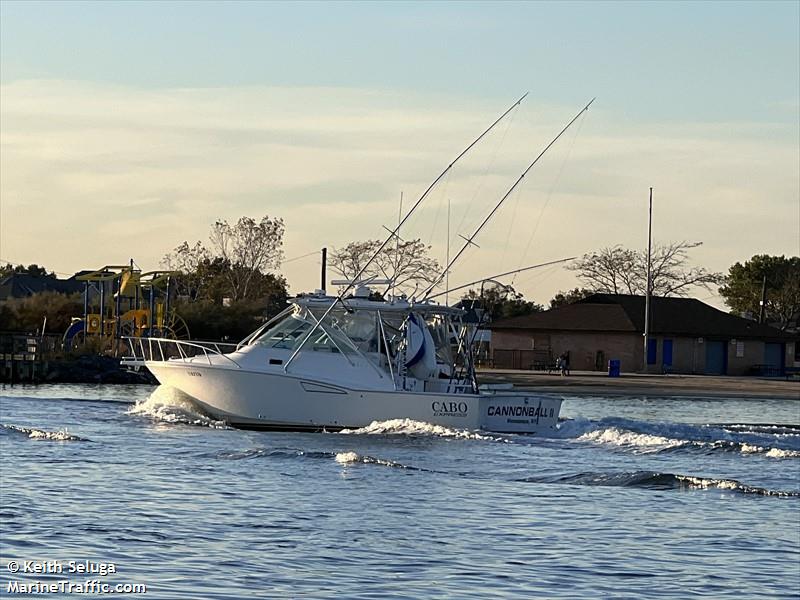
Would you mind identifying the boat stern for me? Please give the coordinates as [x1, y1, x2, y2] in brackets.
[479, 394, 562, 434]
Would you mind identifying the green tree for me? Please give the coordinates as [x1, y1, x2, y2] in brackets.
[719, 255, 800, 330]
[549, 287, 593, 309]
[2, 292, 83, 333]
[175, 298, 286, 342]
[0, 263, 56, 279]
[462, 284, 543, 322]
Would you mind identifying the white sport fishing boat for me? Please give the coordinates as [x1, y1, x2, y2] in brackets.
[125, 286, 561, 433]
[125, 94, 595, 434]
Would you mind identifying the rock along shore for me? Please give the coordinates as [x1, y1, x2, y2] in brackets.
[39, 355, 156, 385]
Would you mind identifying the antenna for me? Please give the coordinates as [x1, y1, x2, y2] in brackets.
[446, 198, 450, 306]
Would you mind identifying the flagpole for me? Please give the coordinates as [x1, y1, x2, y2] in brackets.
[643, 187, 653, 372]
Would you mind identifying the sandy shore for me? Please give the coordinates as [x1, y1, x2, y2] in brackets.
[478, 369, 800, 400]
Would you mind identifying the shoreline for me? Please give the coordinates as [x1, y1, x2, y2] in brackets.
[0, 355, 156, 385]
[3, 361, 798, 401]
[478, 369, 800, 400]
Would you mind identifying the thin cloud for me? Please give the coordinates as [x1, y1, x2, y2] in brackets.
[1, 80, 797, 305]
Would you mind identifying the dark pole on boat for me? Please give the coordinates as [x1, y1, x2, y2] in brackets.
[283, 93, 529, 371]
[321, 247, 327, 293]
[422, 98, 595, 300]
[165, 275, 172, 336]
[643, 187, 653, 373]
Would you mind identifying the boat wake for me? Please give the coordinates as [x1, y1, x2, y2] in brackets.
[334, 451, 428, 469]
[209, 442, 795, 495]
[0, 424, 89, 442]
[554, 417, 800, 458]
[126, 386, 231, 429]
[517, 470, 799, 497]
[336, 417, 800, 459]
[211, 445, 431, 471]
[339, 418, 507, 441]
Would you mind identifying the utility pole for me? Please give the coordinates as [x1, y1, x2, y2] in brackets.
[758, 273, 767, 324]
[643, 187, 653, 372]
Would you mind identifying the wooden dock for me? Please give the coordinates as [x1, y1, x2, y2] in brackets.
[0, 333, 63, 383]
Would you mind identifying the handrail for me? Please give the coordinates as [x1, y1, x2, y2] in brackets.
[121, 336, 242, 369]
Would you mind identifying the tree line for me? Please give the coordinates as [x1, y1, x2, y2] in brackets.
[1, 213, 797, 337]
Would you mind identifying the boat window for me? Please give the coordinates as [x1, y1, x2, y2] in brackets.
[426, 315, 454, 367]
[335, 312, 379, 353]
[254, 310, 359, 356]
[254, 314, 312, 349]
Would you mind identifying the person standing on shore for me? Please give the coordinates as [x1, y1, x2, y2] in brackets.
[560, 351, 571, 376]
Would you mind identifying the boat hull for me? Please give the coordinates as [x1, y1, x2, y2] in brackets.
[146, 362, 561, 434]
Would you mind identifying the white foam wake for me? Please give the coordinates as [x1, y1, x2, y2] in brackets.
[741, 444, 800, 459]
[127, 386, 230, 429]
[338, 418, 505, 442]
[1, 424, 88, 442]
[334, 451, 425, 470]
[335, 451, 361, 464]
[578, 427, 684, 454]
[557, 417, 800, 458]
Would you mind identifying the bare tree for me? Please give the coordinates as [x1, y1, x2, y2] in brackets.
[208, 216, 285, 301]
[569, 241, 723, 297]
[329, 240, 382, 286]
[162, 240, 209, 273]
[161, 240, 210, 298]
[568, 246, 639, 294]
[330, 238, 441, 297]
[163, 215, 285, 303]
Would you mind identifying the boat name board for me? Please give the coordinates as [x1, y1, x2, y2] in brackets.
[486, 402, 554, 421]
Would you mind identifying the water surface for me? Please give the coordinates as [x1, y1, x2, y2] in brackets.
[1, 384, 798, 598]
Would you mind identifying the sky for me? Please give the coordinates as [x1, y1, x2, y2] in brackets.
[1, 1, 798, 308]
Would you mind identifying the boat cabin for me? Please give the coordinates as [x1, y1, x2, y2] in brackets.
[237, 290, 476, 394]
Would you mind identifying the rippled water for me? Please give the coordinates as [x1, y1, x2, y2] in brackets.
[1, 383, 799, 598]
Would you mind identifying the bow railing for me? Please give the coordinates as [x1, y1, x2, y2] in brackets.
[121, 337, 242, 369]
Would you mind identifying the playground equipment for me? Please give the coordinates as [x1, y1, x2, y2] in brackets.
[63, 262, 189, 349]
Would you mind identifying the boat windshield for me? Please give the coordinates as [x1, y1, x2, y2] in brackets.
[253, 309, 359, 355]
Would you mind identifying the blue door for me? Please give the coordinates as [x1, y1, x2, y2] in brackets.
[705, 341, 727, 375]
[764, 343, 784, 375]
[662, 339, 673, 369]
[647, 338, 657, 365]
